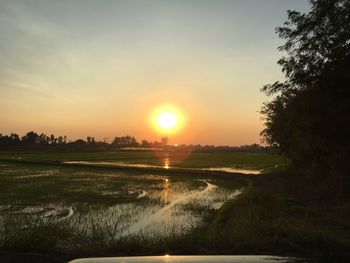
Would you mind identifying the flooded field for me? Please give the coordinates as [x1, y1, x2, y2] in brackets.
[64, 161, 263, 174]
[0, 151, 282, 257]
[0, 161, 244, 241]
[0, 151, 286, 173]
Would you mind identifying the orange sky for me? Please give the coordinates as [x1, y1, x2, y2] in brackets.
[0, 1, 310, 145]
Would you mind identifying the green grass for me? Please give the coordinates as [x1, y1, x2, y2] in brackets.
[0, 150, 286, 172]
[4, 175, 345, 262]
[1, 152, 348, 262]
[0, 160, 248, 261]
[0, 162, 194, 206]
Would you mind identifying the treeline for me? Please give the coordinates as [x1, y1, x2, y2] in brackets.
[0, 131, 271, 153]
[261, 0, 350, 196]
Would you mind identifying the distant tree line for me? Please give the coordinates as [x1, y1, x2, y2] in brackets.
[0, 132, 68, 146]
[0, 131, 271, 153]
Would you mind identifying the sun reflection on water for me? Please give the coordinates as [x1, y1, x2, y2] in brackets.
[162, 178, 170, 206]
[164, 158, 170, 169]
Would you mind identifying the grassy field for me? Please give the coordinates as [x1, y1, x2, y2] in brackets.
[198, 174, 350, 261]
[0, 151, 286, 172]
[0, 151, 349, 262]
[0, 156, 246, 261]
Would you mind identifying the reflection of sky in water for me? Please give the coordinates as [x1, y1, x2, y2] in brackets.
[12, 179, 242, 238]
[162, 178, 170, 205]
[164, 158, 170, 169]
[70, 255, 293, 263]
[77, 179, 242, 237]
[64, 161, 262, 174]
[0, 165, 243, 239]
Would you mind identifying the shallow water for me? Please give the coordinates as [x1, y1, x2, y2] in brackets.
[0, 163, 243, 238]
[124, 180, 216, 235]
[70, 179, 243, 237]
[64, 161, 262, 174]
[70, 255, 296, 263]
[201, 167, 262, 174]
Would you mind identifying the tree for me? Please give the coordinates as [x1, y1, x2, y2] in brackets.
[22, 131, 39, 144]
[10, 133, 20, 143]
[50, 134, 56, 144]
[141, 140, 150, 148]
[74, 139, 85, 145]
[37, 133, 48, 144]
[161, 137, 168, 146]
[261, 0, 350, 172]
[113, 135, 138, 146]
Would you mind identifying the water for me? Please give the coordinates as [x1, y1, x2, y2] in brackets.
[64, 161, 262, 174]
[0, 163, 243, 238]
[70, 179, 243, 237]
[201, 167, 262, 174]
[69, 255, 296, 263]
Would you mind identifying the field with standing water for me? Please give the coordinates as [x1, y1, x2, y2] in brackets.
[1, 151, 278, 258]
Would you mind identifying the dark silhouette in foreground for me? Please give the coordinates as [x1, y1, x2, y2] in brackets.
[261, 0, 350, 198]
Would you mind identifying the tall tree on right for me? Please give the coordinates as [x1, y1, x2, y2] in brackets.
[261, 0, 350, 179]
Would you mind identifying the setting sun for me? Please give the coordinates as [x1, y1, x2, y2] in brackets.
[150, 105, 186, 135]
[1, 1, 346, 260]
[157, 112, 177, 129]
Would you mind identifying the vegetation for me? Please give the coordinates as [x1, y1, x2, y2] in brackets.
[261, 0, 350, 193]
[1, 1, 350, 262]
[0, 151, 285, 173]
[0, 161, 349, 262]
[0, 131, 271, 153]
[195, 173, 350, 261]
[0, 161, 246, 262]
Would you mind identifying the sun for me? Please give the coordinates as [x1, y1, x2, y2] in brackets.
[150, 105, 185, 135]
[157, 112, 177, 129]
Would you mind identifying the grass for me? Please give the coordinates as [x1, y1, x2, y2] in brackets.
[0, 159, 247, 261]
[5, 177, 345, 262]
[0, 151, 348, 262]
[0, 151, 286, 172]
[194, 173, 350, 261]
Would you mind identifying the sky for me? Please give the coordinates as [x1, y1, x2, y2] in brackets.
[0, 0, 310, 146]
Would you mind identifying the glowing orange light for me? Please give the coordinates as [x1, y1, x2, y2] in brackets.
[158, 112, 177, 129]
[164, 158, 170, 169]
[150, 105, 186, 135]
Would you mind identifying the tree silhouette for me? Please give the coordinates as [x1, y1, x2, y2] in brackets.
[22, 131, 39, 145]
[50, 134, 56, 144]
[161, 137, 168, 146]
[10, 133, 20, 143]
[261, 0, 350, 176]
